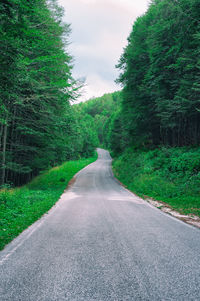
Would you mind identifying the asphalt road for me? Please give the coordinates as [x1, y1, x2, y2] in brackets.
[1, 148, 200, 301]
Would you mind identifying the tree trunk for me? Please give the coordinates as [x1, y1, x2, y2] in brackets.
[1, 123, 8, 186]
[0, 124, 3, 151]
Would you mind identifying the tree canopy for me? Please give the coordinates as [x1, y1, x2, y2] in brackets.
[0, 0, 80, 186]
[115, 0, 200, 151]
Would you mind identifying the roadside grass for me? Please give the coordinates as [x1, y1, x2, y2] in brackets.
[0, 155, 97, 250]
[112, 147, 200, 217]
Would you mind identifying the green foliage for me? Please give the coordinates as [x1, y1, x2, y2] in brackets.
[74, 91, 122, 148]
[116, 0, 200, 149]
[73, 109, 99, 157]
[0, 0, 80, 186]
[113, 147, 200, 216]
[0, 154, 97, 250]
[106, 0, 200, 216]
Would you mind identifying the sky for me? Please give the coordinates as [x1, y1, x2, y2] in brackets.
[58, 0, 149, 102]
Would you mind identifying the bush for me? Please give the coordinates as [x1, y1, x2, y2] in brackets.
[112, 147, 200, 216]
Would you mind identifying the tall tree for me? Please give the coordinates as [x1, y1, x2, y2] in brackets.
[0, 0, 77, 186]
[116, 0, 200, 150]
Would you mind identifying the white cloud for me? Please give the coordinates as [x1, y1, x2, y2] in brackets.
[76, 73, 120, 102]
[58, 0, 149, 101]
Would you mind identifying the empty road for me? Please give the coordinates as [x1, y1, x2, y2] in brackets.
[0, 148, 200, 300]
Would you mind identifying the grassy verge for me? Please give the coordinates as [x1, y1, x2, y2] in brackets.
[112, 147, 200, 217]
[0, 155, 97, 250]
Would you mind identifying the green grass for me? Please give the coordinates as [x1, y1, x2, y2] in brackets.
[0, 155, 97, 250]
[112, 147, 200, 217]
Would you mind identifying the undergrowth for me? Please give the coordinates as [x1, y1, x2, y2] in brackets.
[0, 155, 97, 250]
[112, 147, 200, 217]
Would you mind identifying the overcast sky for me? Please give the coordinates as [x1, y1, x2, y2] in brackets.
[58, 0, 149, 102]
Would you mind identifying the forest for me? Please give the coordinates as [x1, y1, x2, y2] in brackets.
[74, 0, 200, 156]
[0, 0, 200, 249]
[0, 0, 99, 187]
[116, 0, 200, 150]
[0, 0, 200, 205]
[74, 0, 200, 217]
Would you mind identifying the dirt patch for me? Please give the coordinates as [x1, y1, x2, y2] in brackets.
[113, 173, 200, 229]
[146, 197, 200, 229]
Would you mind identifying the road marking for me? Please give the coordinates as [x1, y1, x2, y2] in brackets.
[107, 195, 145, 204]
[60, 191, 79, 201]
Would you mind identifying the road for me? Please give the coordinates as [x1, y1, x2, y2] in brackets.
[0, 148, 200, 300]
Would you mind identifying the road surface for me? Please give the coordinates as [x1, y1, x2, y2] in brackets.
[0, 148, 200, 300]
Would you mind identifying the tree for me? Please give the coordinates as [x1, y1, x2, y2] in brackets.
[116, 0, 200, 150]
[0, 0, 77, 186]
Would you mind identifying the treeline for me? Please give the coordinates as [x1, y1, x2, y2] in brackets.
[113, 0, 200, 152]
[0, 0, 95, 187]
[82, 0, 200, 156]
[74, 91, 122, 150]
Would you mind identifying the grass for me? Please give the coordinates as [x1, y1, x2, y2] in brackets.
[0, 155, 97, 250]
[112, 147, 200, 217]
